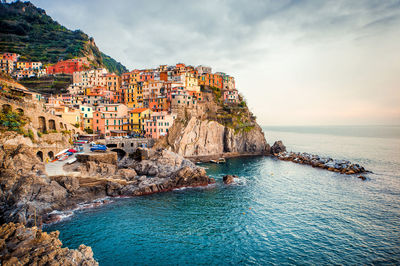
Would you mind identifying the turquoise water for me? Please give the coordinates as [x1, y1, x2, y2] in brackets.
[44, 126, 400, 265]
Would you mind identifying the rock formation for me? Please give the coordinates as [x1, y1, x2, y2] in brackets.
[276, 151, 368, 175]
[270, 140, 286, 154]
[223, 175, 238, 184]
[0, 133, 214, 226]
[166, 117, 269, 158]
[0, 222, 98, 265]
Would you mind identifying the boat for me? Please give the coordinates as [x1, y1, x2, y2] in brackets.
[210, 158, 226, 164]
[58, 154, 69, 161]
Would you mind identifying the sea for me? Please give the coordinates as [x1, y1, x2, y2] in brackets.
[44, 125, 400, 265]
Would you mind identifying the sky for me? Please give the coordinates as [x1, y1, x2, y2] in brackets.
[30, 0, 400, 126]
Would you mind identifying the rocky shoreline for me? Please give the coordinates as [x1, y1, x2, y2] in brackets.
[0, 222, 98, 265]
[0, 135, 214, 227]
[275, 151, 368, 179]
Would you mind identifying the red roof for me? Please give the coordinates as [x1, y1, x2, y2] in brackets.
[129, 108, 149, 113]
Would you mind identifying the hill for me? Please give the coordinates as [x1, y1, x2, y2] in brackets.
[0, 1, 128, 75]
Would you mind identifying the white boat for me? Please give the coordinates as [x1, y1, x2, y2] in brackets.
[55, 148, 69, 157]
[210, 158, 226, 164]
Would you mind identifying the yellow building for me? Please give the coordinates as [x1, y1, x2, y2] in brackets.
[126, 82, 143, 108]
[128, 108, 152, 132]
[61, 109, 81, 127]
[79, 105, 94, 131]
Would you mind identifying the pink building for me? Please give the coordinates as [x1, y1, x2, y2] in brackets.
[223, 89, 239, 104]
[145, 112, 177, 139]
[92, 104, 129, 137]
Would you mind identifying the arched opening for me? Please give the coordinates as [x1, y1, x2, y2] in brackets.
[121, 143, 124, 148]
[38, 116, 46, 133]
[48, 151, 54, 160]
[36, 151, 43, 162]
[106, 143, 117, 148]
[16, 108, 24, 115]
[48, 119, 56, 131]
[111, 149, 126, 161]
[60, 122, 64, 129]
[2, 104, 12, 113]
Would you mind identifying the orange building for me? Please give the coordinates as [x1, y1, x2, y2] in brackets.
[198, 73, 223, 89]
[106, 73, 121, 92]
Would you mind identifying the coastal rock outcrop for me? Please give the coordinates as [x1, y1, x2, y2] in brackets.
[118, 148, 215, 195]
[166, 117, 269, 158]
[271, 140, 286, 154]
[276, 151, 368, 175]
[0, 222, 98, 265]
[223, 175, 238, 184]
[0, 137, 214, 226]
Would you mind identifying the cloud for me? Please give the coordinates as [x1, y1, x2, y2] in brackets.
[31, 0, 400, 125]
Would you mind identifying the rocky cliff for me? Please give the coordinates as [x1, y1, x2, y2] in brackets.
[162, 89, 270, 158]
[0, 222, 98, 265]
[166, 117, 269, 157]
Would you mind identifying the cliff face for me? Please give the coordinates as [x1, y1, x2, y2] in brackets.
[166, 117, 269, 157]
[164, 88, 270, 158]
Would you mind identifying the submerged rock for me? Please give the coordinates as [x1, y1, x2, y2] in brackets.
[0, 222, 98, 265]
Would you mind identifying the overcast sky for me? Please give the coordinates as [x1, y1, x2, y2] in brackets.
[31, 0, 400, 126]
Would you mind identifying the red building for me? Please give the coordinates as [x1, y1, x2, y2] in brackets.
[47, 57, 88, 75]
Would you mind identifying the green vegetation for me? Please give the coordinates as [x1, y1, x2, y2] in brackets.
[210, 86, 222, 104]
[0, 1, 127, 74]
[0, 108, 27, 134]
[101, 52, 128, 75]
[206, 87, 255, 134]
[19, 74, 72, 94]
[24, 128, 34, 141]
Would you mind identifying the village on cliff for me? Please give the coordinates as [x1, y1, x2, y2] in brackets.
[0, 52, 240, 139]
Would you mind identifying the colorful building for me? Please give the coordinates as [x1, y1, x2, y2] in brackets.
[223, 89, 239, 104]
[47, 58, 89, 75]
[145, 112, 177, 139]
[79, 105, 94, 130]
[92, 104, 129, 137]
[129, 108, 152, 132]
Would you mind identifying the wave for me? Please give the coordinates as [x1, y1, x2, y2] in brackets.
[44, 197, 113, 225]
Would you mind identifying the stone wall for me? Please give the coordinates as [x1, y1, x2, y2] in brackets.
[105, 138, 155, 155]
[0, 96, 82, 135]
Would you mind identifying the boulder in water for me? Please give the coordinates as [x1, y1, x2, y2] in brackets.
[271, 140, 286, 155]
[223, 175, 238, 184]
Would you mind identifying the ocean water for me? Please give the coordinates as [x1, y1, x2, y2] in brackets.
[44, 126, 400, 265]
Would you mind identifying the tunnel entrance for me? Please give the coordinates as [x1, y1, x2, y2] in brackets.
[111, 149, 126, 161]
